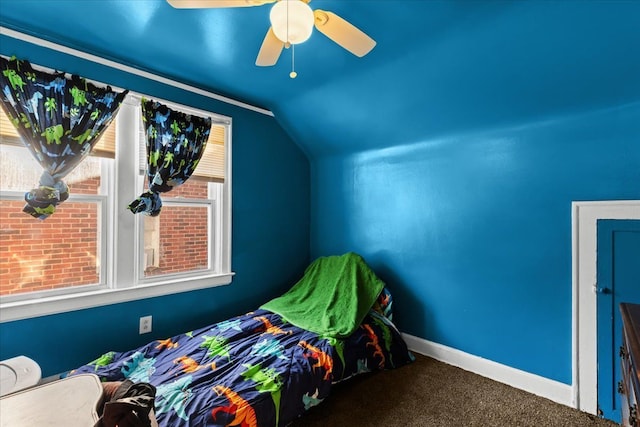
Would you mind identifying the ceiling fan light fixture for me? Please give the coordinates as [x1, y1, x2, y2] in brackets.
[270, 0, 314, 45]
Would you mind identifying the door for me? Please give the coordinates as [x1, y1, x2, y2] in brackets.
[596, 219, 640, 422]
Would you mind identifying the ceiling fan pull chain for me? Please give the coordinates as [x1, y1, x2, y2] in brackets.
[286, 0, 297, 78]
[290, 44, 297, 78]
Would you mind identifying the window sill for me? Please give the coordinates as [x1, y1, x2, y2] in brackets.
[0, 273, 235, 323]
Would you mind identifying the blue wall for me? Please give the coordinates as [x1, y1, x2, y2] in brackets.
[311, 101, 640, 384]
[0, 35, 310, 377]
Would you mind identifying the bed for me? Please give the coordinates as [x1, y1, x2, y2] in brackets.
[67, 252, 414, 427]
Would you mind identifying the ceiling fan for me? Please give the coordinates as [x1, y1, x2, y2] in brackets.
[167, 0, 376, 71]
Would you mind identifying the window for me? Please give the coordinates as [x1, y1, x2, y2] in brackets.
[0, 143, 107, 297]
[0, 88, 233, 321]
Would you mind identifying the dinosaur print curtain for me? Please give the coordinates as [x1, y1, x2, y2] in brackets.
[0, 56, 128, 219]
[128, 98, 212, 216]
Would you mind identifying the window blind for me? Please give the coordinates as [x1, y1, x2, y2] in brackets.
[194, 124, 226, 183]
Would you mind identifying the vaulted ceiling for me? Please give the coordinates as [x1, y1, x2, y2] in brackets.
[1, 0, 639, 156]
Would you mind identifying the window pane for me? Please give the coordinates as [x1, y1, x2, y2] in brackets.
[0, 199, 101, 296]
[0, 144, 105, 195]
[143, 204, 209, 277]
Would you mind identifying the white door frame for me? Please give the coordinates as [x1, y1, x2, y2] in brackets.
[572, 200, 640, 413]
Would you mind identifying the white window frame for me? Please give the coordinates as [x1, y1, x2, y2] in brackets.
[0, 94, 234, 322]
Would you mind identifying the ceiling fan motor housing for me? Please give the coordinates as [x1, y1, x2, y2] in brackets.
[270, 0, 315, 44]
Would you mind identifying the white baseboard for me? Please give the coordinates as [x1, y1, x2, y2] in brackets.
[402, 333, 576, 408]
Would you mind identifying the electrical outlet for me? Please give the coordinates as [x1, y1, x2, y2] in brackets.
[139, 315, 152, 334]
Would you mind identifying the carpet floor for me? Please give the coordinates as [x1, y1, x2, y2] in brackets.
[290, 353, 618, 427]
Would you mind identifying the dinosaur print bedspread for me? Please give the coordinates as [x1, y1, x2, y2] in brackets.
[68, 290, 413, 427]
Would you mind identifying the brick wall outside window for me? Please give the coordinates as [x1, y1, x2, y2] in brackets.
[143, 179, 210, 278]
[145, 205, 209, 277]
[0, 177, 101, 296]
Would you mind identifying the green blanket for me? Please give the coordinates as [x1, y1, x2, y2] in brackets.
[260, 252, 385, 338]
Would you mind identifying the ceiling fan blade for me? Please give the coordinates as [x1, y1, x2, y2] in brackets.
[256, 27, 285, 66]
[167, 0, 275, 8]
[313, 10, 376, 57]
